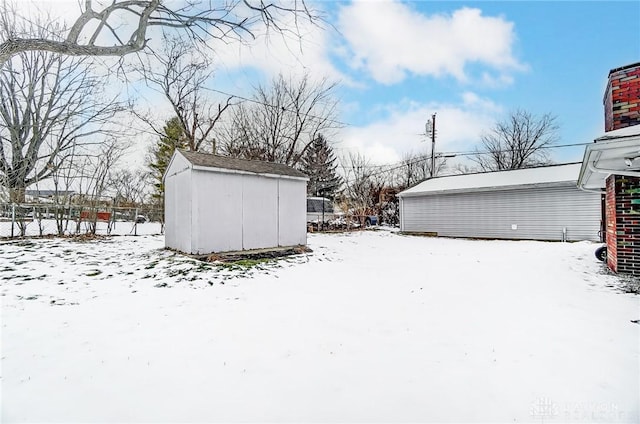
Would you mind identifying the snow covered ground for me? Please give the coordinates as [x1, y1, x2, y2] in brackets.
[1, 229, 638, 422]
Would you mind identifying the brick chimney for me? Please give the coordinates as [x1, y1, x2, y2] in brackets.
[602, 62, 640, 276]
[604, 62, 640, 132]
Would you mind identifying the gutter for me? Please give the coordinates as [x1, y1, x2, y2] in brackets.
[587, 160, 640, 179]
[397, 181, 576, 198]
[577, 185, 604, 194]
[577, 149, 640, 193]
[578, 161, 640, 193]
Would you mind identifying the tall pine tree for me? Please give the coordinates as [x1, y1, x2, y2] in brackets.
[300, 134, 342, 199]
[148, 117, 187, 203]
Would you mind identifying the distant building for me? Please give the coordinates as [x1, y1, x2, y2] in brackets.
[24, 190, 76, 203]
[163, 150, 308, 255]
[398, 163, 601, 241]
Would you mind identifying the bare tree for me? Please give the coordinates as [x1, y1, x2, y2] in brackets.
[338, 152, 389, 225]
[109, 169, 149, 207]
[471, 109, 560, 171]
[74, 138, 125, 234]
[450, 162, 476, 175]
[395, 151, 447, 189]
[0, 34, 125, 203]
[0, 0, 320, 66]
[219, 72, 339, 167]
[49, 158, 81, 236]
[135, 35, 232, 153]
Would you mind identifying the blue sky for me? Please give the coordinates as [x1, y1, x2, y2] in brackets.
[210, 0, 640, 167]
[16, 0, 640, 169]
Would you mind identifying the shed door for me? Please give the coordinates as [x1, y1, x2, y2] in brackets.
[242, 176, 279, 249]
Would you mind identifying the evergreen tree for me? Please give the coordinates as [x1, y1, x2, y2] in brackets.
[148, 117, 187, 202]
[300, 134, 342, 199]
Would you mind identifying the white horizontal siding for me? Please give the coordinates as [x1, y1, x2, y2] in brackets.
[401, 185, 601, 241]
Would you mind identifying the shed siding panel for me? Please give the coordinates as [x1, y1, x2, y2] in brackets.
[401, 186, 601, 241]
[242, 176, 279, 250]
[278, 179, 307, 247]
[192, 170, 243, 254]
[165, 167, 192, 253]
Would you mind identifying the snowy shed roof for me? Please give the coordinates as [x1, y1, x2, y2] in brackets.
[175, 150, 308, 180]
[398, 163, 582, 197]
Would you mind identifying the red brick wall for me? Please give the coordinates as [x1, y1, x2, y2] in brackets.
[604, 63, 640, 131]
[605, 175, 618, 272]
[604, 81, 614, 132]
[606, 175, 640, 275]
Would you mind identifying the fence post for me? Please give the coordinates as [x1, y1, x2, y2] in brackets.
[134, 208, 138, 236]
[11, 203, 15, 238]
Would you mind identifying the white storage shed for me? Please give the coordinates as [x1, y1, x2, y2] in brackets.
[398, 163, 602, 241]
[164, 150, 308, 254]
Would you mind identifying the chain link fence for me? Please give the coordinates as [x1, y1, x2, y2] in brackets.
[0, 203, 164, 238]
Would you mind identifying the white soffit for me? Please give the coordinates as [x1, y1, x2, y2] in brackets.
[578, 127, 640, 191]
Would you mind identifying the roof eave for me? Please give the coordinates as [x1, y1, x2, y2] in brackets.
[191, 164, 309, 181]
[398, 180, 576, 197]
[163, 150, 189, 183]
[577, 134, 640, 191]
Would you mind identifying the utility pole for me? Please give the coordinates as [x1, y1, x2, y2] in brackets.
[426, 113, 437, 177]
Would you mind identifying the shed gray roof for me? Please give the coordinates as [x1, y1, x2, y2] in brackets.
[178, 150, 308, 179]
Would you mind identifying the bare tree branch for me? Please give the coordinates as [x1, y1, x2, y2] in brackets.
[135, 34, 232, 153]
[219, 72, 340, 167]
[0, 0, 321, 66]
[0, 21, 126, 202]
[471, 109, 560, 171]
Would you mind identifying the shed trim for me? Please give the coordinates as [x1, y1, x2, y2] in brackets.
[191, 164, 309, 181]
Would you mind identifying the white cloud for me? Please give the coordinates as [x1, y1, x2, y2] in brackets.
[337, 1, 524, 84]
[337, 93, 502, 165]
[11, 0, 79, 21]
[209, 15, 346, 86]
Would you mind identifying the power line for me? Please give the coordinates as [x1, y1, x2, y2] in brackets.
[440, 141, 592, 158]
[340, 141, 592, 172]
[199, 86, 594, 161]
[200, 86, 351, 129]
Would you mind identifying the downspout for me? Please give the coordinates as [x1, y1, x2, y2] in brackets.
[577, 151, 604, 194]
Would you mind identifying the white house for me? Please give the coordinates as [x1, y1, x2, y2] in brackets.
[164, 150, 308, 255]
[398, 163, 601, 241]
